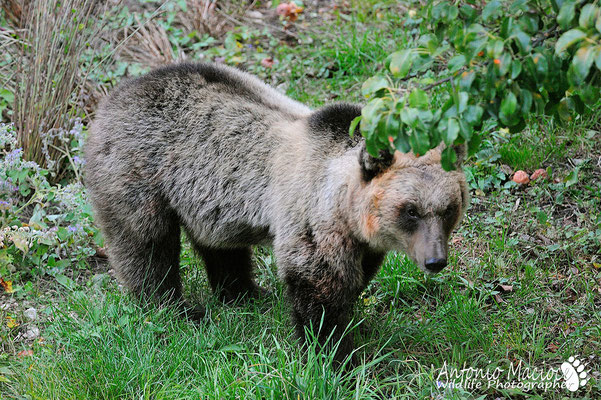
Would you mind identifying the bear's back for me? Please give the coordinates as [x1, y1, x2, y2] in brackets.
[100, 63, 310, 124]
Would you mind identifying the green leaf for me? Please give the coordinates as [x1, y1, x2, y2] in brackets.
[464, 24, 488, 59]
[56, 274, 76, 290]
[349, 116, 361, 137]
[441, 146, 457, 171]
[29, 206, 48, 230]
[511, 0, 529, 13]
[497, 52, 512, 76]
[555, 29, 587, 55]
[520, 89, 533, 113]
[557, 97, 575, 122]
[417, 109, 436, 125]
[459, 4, 477, 21]
[513, 29, 531, 54]
[365, 135, 379, 157]
[57, 227, 70, 242]
[400, 107, 419, 128]
[564, 167, 579, 187]
[384, 111, 400, 141]
[361, 76, 388, 96]
[572, 95, 585, 114]
[360, 99, 385, 141]
[508, 116, 526, 132]
[500, 92, 518, 116]
[408, 89, 428, 108]
[557, 0, 576, 30]
[579, 4, 599, 29]
[442, 97, 457, 118]
[597, 14, 601, 33]
[533, 91, 547, 114]
[361, 98, 385, 121]
[448, 55, 466, 73]
[459, 70, 476, 90]
[444, 118, 460, 145]
[394, 132, 411, 153]
[482, 0, 501, 21]
[408, 130, 430, 156]
[487, 39, 504, 58]
[468, 132, 482, 156]
[595, 45, 601, 70]
[431, 2, 447, 21]
[532, 53, 548, 78]
[519, 13, 539, 33]
[456, 92, 469, 113]
[418, 34, 440, 55]
[459, 118, 473, 140]
[389, 49, 415, 78]
[500, 17, 515, 38]
[464, 105, 483, 125]
[446, 4, 459, 21]
[579, 84, 600, 104]
[571, 45, 595, 84]
[0, 88, 14, 104]
[510, 59, 522, 79]
[509, 0, 530, 13]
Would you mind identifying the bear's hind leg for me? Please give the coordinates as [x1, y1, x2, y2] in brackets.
[195, 246, 266, 303]
[106, 219, 203, 319]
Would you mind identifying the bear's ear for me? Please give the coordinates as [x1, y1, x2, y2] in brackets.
[358, 141, 395, 181]
[308, 103, 362, 145]
[452, 143, 467, 167]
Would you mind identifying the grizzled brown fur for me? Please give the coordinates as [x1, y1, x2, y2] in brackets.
[85, 62, 469, 363]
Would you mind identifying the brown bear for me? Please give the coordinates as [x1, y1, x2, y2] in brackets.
[84, 62, 469, 363]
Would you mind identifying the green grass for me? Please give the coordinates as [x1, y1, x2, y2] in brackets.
[265, 1, 410, 106]
[3, 287, 372, 399]
[496, 110, 601, 171]
[2, 0, 601, 399]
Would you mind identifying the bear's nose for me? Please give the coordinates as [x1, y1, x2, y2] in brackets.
[424, 258, 447, 273]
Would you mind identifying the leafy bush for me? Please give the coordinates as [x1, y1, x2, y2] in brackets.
[0, 124, 99, 290]
[355, 0, 601, 170]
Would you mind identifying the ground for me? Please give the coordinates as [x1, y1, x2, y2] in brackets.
[0, 1, 600, 399]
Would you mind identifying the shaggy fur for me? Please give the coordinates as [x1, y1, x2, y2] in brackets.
[85, 62, 469, 363]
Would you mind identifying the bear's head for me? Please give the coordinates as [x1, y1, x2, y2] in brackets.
[353, 143, 469, 274]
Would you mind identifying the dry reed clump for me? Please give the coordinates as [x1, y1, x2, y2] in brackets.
[117, 0, 257, 67]
[1, 0, 113, 179]
[178, 0, 228, 37]
[118, 17, 180, 68]
[0, 0, 29, 27]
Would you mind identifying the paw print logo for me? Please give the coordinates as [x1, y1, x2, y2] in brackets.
[561, 356, 590, 392]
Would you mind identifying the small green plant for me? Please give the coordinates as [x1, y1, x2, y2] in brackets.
[0, 124, 99, 288]
[355, 0, 601, 170]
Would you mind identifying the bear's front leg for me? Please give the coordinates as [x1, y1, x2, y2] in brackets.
[277, 231, 365, 366]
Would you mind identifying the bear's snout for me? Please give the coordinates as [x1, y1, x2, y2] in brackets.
[424, 257, 447, 273]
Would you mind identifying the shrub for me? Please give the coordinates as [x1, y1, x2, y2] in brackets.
[355, 0, 601, 170]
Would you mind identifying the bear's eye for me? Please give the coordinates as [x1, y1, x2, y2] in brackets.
[444, 204, 458, 217]
[406, 206, 419, 219]
[399, 204, 420, 232]
[442, 203, 460, 233]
